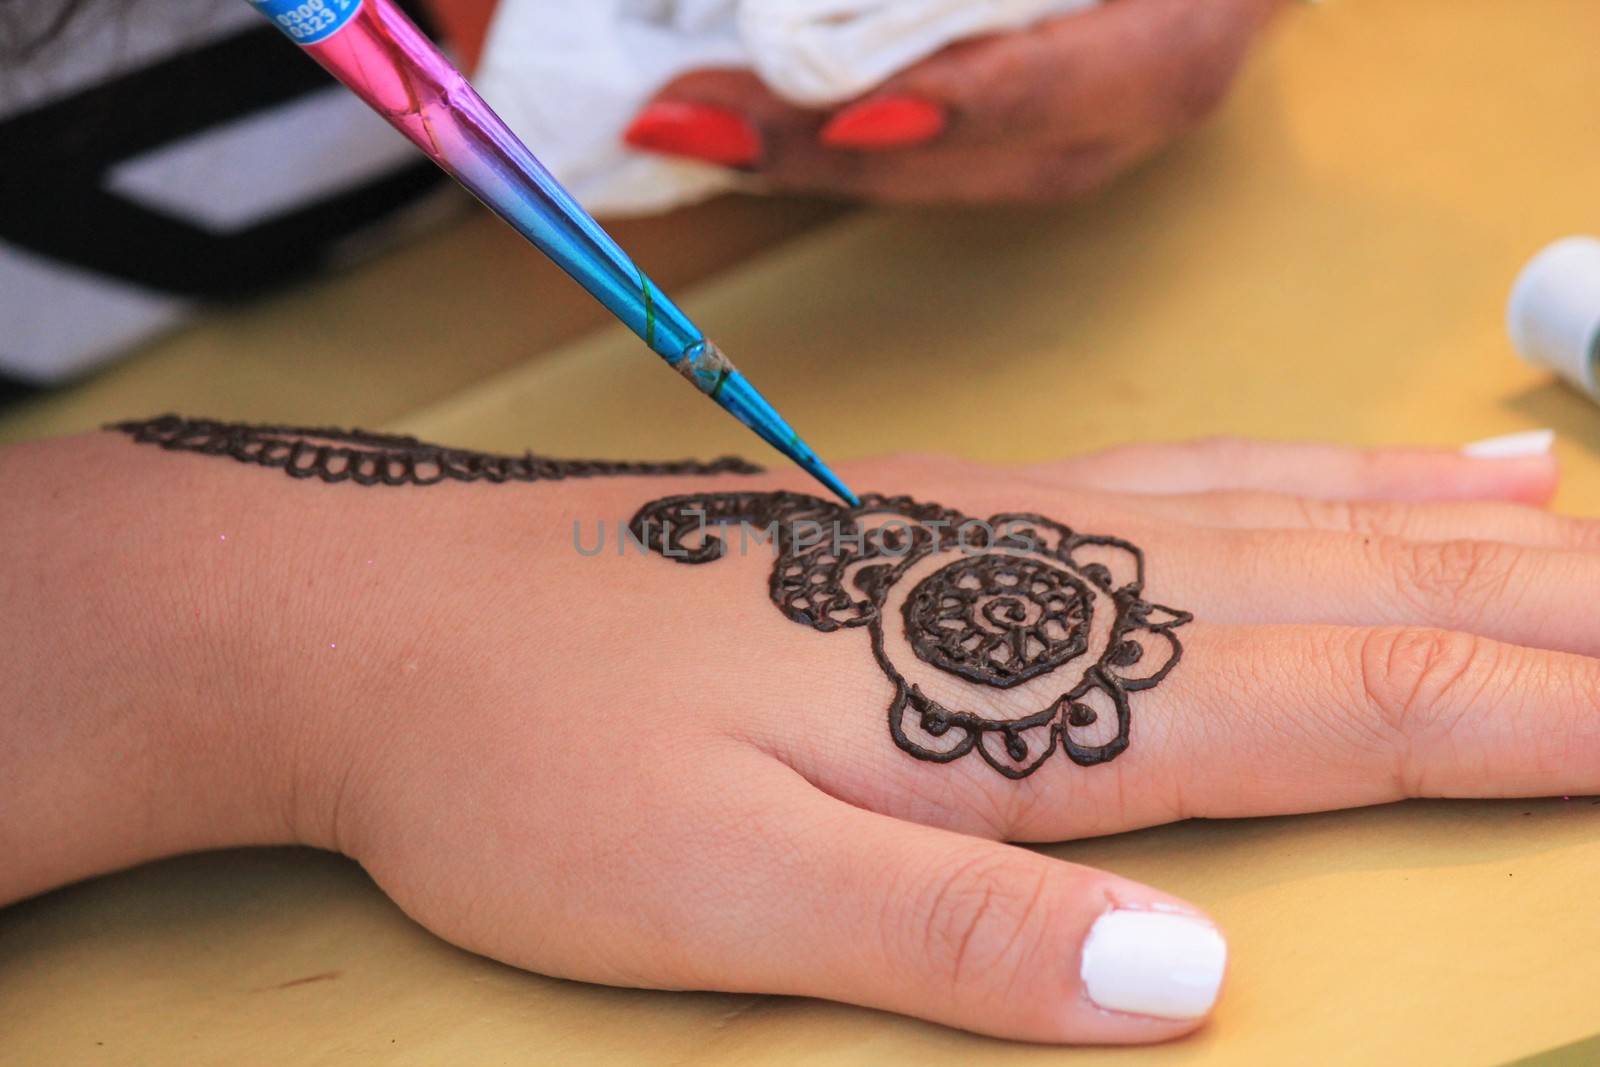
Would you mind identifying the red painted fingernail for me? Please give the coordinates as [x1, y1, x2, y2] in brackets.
[820, 96, 947, 151]
[623, 101, 762, 167]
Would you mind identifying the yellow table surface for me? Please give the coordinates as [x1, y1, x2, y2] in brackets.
[4, 1, 1600, 1063]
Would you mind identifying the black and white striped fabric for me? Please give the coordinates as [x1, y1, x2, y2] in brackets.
[0, 0, 453, 385]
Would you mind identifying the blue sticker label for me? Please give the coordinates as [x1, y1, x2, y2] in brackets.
[251, 0, 362, 46]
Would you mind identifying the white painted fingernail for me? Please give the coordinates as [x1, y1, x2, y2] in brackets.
[1461, 429, 1556, 459]
[1080, 910, 1227, 1020]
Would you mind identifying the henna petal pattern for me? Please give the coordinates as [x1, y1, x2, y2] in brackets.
[1059, 672, 1134, 767]
[1103, 628, 1182, 689]
[889, 684, 981, 764]
[1064, 536, 1146, 594]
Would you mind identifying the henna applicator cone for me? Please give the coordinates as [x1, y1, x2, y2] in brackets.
[244, 0, 858, 506]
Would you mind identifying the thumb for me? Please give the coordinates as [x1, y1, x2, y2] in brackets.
[726, 789, 1227, 1043]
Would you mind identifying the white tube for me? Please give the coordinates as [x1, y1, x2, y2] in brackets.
[1509, 237, 1600, 400]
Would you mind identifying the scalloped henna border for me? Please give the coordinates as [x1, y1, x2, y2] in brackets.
[110, 415, 760, 483]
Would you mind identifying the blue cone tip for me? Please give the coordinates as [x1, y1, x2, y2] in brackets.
[709, 370, 859, 507]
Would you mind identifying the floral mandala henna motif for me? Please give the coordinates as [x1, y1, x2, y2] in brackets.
[631, 492, 1192, 779]
[904, 554, 1092, 689]
[111, 415, 761, 484]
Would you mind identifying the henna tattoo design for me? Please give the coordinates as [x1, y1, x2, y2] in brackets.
[110, 415, 762, 484]
[630, 492, 1191, 779]
[111, 417, 1188, 777]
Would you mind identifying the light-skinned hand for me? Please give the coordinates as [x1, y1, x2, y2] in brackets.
[6, 431, 1593, 1045]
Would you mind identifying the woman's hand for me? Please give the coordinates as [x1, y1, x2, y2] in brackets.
[624, 0, 1285, 203]
[6, 429, 1589, 1047]
[260, 433, 1590, 1045]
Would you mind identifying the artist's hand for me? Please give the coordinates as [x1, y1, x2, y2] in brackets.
[623, 0, 1285, 203]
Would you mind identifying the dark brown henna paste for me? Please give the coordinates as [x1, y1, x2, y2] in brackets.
[110, 415, 761, 484]
[111, 417, 1188, 778]
[630, 493, 1190, 779]
[904, 554, 1093, 689]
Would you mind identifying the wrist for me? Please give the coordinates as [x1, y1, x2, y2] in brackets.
[0, 434, 300, 903]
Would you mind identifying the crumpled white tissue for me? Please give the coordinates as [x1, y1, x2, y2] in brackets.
[475, 0, 1099, 217]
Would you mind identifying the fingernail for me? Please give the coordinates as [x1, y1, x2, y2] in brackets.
[1461, 429, 1557, 459]
[819, 96, 947, 151]
[623, 101, 762, 167]
[1080, 910, 1227, 1021]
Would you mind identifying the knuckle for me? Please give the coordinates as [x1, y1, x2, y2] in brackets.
[1353, 626, 1508, 796]
[1300, 499, 1433, 539]
[1291, 496, 1358, 532]
[908, 852, 1054, 995]
[1353, 626, 1487, 743]
[1339, 501, 1412, 537]
[1378, 537, 1522, 629]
